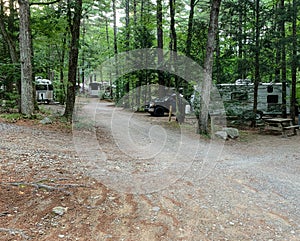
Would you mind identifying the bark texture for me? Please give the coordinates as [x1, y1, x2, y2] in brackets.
[199, 0, 221, 134]
[18, 0, 34, 116]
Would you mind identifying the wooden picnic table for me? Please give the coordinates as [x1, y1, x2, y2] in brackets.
[264, 118, 299, 136]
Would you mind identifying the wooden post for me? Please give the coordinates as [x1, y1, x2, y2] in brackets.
[169, 105, 172, 122]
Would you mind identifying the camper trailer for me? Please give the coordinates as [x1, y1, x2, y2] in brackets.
[88, 82, 114, 98]
[89, 82, 104, 97]
[35, 78, 54, 104]
[217, 79, 290, 118]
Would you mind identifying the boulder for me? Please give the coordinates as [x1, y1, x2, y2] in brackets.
[223, 127, 239, 139]
[39, 117, 52, 125]
[215, 131, 228, 140]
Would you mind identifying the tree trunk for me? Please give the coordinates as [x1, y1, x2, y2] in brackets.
[63, 0, 82, 121]
[290, 0, 297, 123]
[274, 3, 280, 83]
[215, 28, 221, 84]
[112, 0, 119, 101]
[0, 1, 20, 102]
[81, 19, 86, 94]
[0, 17, 18, 64]
[18, 0, 34, 116]
[124, 0, 130, 107]
[156, 0, 163, 50]
[237, 0, 244, 79]
[169, 0, 184, 123]
[169, 0, 177, 53]
[59, 36, 67, 104]
[252, 0, 261, 127]
[185, 0, 196, 58]
[105, 17, 113, 98]
[198, 0, 221, 134]
[280, 0, 287, 117]
[157, 0, 165, 97]
[133, 0, 137, 25]
[125, 0, 130, 47]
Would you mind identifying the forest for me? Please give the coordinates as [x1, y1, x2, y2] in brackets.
[0, 0, 299, 128]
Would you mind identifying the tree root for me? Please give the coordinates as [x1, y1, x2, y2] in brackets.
[0, 181, 89, 192]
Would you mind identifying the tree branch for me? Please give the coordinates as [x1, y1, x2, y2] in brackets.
[1, 181, 89, 191]
[30, 0, 61, 6]
[194, 0, 200, 7]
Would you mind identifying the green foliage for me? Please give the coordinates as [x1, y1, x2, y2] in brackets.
[1, 0, 299, 120]
[0, 113, 23, 122]
[0, 63, 20, 110]
[297, 83, 300, 104]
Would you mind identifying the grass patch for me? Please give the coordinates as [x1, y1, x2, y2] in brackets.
[0, 113, 24, 122]
[0, 106, 71, 131]
[38, 105, 52, 115]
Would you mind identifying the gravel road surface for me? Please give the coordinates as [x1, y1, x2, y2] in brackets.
[0, 99, 299, 240]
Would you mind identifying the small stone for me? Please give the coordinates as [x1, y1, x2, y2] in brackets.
[229, 221, 235, 226]
[58, 234, 65, 238]
[52, 206, 68, 216]
[152, 206, 160, 212]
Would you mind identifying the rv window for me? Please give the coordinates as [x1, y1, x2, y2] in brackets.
[267, 95, 278, 103]
[231, 92, 248, 101]
[90, 83, 100, 90]
[267, 85, 273, 93]
[36, 85, 47, 91]
[48, 84, 54, 91]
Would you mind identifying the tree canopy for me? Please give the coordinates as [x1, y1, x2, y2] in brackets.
[0, 0, 299, 124]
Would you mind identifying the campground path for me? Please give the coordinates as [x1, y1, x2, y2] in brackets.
[0, 98, 299, 240]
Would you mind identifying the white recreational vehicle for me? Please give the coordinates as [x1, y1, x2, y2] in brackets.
[88, 82, 115, 98]
[35, 78, 54, 104]
[217, 79, 290, 119]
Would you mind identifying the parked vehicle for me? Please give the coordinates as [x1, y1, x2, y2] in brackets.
[35, 78, 54, 104]
[217, 80, 290, 119]
[88, 82, 114, 98]
[191, 79, 291, 120]
[88, 82, 101, 97]
[145, 94, 185, 116]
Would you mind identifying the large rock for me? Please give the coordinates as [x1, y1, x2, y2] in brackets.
[215, 131, 228, 140]
[223, 127, 239, 139]
[39, 117, 52, 125]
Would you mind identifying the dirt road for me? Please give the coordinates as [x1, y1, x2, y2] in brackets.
[0, 99, 299, 240]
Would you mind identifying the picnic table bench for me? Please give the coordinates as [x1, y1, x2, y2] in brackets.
[264, 118, 299, 136]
